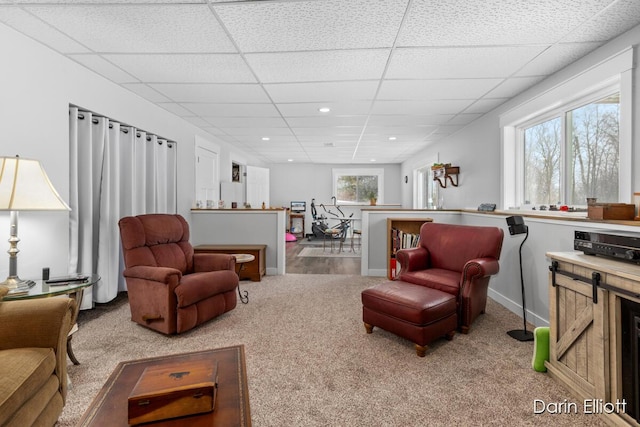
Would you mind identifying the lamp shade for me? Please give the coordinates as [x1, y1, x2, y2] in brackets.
[0, 156, 70, 211]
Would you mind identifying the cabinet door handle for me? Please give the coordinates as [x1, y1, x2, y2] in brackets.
[591, 272, 601, 304]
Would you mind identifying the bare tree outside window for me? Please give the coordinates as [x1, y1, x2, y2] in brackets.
[524, 118, 561, 205]
[568, 95, 619, 204]
[522, 93, 619, 206]
[336, 175, 378, 203]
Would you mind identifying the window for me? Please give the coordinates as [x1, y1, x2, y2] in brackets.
[501, 47, 631, 210]
[332, 168, 384, 204]
[522, 93, 619, 206]
[414, 163, 439, 209]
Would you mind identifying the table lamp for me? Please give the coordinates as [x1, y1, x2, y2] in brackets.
[0, 156, 70, 289]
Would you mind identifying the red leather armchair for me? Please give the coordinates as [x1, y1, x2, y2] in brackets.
[396, 222, 504, 333]
[118, 214, 238, 334]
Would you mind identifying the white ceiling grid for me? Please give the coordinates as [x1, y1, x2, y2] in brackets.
[1, 0, 639, 163]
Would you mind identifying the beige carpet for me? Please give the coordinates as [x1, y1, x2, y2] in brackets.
[298, 247, 360, 258]
[58, 274, 605, 426]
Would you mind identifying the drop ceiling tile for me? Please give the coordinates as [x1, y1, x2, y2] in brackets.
[213, 0, 407, 52]
[387, 46, 548, 79]
[399, 0, 612, 47]
[464, 98, 509, 114]
[377, 79, 503, 100]
[514, 42, 603, 77]
[0, 7, 90, 53]
[246, 49, 390, 83]
[371, 100, 474, 115]
[285, 116, 368, 128]
[157, 103, 197, 116]
[102, 54, 257, 83]
[11, 0, 204, 3]
[484, 76, 545, 98]
[182, 116, 211, 127]
[277, 102, 372, 117]
[367, 115, 454, 126]
[362, 125, 438, 136]
[292, 128, 362, 137]
[123, 83, 171, 103]
[181, 103, 279, 117]
[264, 81, 379, 103]
[204, 117, 288, 128]
[149, 83, 270, 103]
[69, 54, 137, 83]
[219, 127, 294, 137]
[25, 4, 236, 53]
[564, 0, 640, 42]
[447, 114, 483, 125]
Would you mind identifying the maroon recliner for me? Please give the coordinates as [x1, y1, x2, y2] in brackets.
[396, 222, 504, 333]
[118, 214, 238, 334]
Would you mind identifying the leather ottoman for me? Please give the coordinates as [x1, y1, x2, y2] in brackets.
[362, 281, 457, 357]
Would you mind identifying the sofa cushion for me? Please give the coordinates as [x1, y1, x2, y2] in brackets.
[175, 270, 239, 308]
[399, 268, 460, 296]
[0, 348, 57, 426]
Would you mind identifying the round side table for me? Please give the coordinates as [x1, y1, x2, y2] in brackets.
[232, 254, 253, 304]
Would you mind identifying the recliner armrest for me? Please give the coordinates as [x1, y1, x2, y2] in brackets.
[193, 253, 236, 272]
[123, 265, 182, 284]
[396, 246, 430, 274]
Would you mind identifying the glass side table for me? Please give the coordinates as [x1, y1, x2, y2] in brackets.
[3, 273, 100, 365]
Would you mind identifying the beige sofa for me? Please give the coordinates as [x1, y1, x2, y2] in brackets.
[0, 286, 75, 426]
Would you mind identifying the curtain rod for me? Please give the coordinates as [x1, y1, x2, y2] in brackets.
[74, 109, 175, 146]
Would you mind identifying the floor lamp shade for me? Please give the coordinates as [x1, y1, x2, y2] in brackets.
[0, 156, 70, 289]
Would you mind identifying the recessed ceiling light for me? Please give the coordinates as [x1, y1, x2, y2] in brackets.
[262, 137, 270, 141]
[389, 136, 397, 141]
[370, 159, 376, 162]
[318, 107, 331, 113]
[287, 159, 293, 162]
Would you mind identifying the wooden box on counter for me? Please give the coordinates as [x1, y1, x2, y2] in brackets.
[128, 361, 218, 425]
[587, 203, 635, 220]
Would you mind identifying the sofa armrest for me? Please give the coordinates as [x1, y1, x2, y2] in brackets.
[396, 246, 430, 275]
[193, 253, 236, 272]
[0, 297, 74, 351]
[123, 265, 182, 285]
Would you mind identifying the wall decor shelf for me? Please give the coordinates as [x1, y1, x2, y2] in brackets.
[432, 165, 459, 188]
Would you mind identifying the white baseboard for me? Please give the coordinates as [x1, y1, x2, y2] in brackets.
[488, 288, 549, 327]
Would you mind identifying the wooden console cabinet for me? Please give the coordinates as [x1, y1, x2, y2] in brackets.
[194, 244, 266, 282]
[546, 251, 640, 426]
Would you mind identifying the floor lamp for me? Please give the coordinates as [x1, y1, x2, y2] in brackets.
[0, 156, 70, 289]
[506, 215, 534, 341]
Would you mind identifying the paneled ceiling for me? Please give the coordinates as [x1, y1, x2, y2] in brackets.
[1, 0, 639, 164]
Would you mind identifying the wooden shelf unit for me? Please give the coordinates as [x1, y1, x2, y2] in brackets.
[546, 251, 640, 426]
[386, 218, 432, 280]
[194, 244, 266, 282]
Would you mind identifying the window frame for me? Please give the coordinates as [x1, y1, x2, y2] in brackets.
[516, 85, 620, 207]
[501, 47, 633, 209]
[332, 168, 384, 205]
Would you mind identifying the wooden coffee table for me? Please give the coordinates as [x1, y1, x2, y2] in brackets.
[77, 345, 251, 426]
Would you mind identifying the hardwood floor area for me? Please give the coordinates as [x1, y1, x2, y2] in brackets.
[285, 238, 361, 274]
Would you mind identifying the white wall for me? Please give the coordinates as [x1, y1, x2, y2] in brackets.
[0, 23, 264, 281]
[402, 23, 640, 210]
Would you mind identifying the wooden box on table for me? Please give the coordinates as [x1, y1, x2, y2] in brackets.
[128, 361, 218, 425]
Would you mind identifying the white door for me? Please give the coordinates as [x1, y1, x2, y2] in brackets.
[195, 145, 219, 207]
[246, 165, 270, 208]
